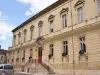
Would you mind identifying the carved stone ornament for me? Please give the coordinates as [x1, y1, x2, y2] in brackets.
[60, 7, 69, 15]
[74, 0, 85, 8]
[48, 15, 55, 21]
[36, 36, 44, 47]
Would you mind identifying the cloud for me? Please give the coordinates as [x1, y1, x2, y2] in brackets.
[16, 0, 57, 16]
[0, 35, 6, 40]
[0, 11, 14, 41]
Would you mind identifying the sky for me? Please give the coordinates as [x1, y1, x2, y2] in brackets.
[0, 0, 57, 50]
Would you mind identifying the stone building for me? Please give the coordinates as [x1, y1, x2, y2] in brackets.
[0, 46, 7, 64]
[7, 0, 100, 74]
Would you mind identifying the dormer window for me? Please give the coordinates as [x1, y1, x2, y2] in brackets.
[30, 25, 34, 40]
[38, 21, 43, 36]
[60, 8, 69, 28]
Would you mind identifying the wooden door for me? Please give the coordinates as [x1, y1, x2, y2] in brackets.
[38, 47, 42, 64]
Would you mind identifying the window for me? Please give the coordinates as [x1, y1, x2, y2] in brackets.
[8, 59, 9, 63]
[0, 66, 3, 69]
[48, 15, 55, 32]
[50, 44, 54, 56]
[39, 25, 43, 36]
[18, 32, 21, 44]
[1, 56, 3, 60]
[30, 49, 33, 57]
[30, 29, 33, 40]
[38, 21, 43, 36]
[16, 58, 19, 63]
[12, 59, 13, 63]
[4, 65, 13, 70]
[18, 50, 19, 54]
[17, 50, 19, 57]
[30, 26, 34, 40]
[24, 29, 27, 42]
[63, 41, 68, 55]
[98, 0, 100, 13]
[62, 14, 67, 28]
[50, 20, 54, 32]
[22, 50, 25, 62]
[13, 35, 16, 46]
[23, 50, 25, 57]
[77, 7, 83, 23]
[79, 36, 86, 54]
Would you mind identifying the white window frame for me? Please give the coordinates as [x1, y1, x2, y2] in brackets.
[63, 41, 68, 55]
[30, 49, 33, 57]
[50, 44, 54, 56]
[50, 20, 54, 32]
[18, 33, 21, 44]
[24, 31, 27, 42]
[77, 7, 83, 23]
[19, 36, 21, 44]
[39, 25, 43, 36]
[79, 36, 86, 52]
[30, 29, 34, 40]
[62, 14, 67, 28]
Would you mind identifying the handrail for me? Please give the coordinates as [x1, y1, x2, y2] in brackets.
[41, 58, 56, 73]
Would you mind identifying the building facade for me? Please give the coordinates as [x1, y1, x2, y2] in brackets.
[7, 0, 100, 74]
[0, 47, 7, 64]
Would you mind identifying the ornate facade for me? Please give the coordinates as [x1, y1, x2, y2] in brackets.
[7, 0, 100, 74]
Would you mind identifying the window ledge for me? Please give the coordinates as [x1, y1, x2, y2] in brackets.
[79, 52, 88, 60]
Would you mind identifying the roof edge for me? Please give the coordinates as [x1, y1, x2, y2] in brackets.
[12, 0, 68, 32]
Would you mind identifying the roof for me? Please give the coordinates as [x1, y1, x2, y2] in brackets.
[12, 0, 68, 32]
[0, 49, 8, 54]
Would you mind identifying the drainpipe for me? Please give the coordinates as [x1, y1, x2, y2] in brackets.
[70, 0, 75, 75]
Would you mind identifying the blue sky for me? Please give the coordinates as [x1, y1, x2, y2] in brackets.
[0, 0, 57, 50]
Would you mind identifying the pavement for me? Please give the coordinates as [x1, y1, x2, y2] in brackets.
[14, 72, 60, 75]
[14, 72, 31, 75]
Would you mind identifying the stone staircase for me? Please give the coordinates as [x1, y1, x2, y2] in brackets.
[41, 60, 56, 74]
[22, 58, 56, 74]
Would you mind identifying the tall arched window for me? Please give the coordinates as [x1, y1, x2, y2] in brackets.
[18, 32, 21, 44]
[13, 35, 16, 46]
[30, 25, 34, 40]
[60, 8, 69, 28]
[23, 29, 27, 42]
[48, 15, 55, 33]
[30, 49, 33, 57]
[74, 0, 85, 23]
[38, 21, 43, 36]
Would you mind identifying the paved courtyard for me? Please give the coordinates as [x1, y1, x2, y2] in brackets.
[14, 70, 100, 75]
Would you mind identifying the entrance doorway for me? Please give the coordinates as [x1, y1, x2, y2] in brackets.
[38, 47, 42, 64]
